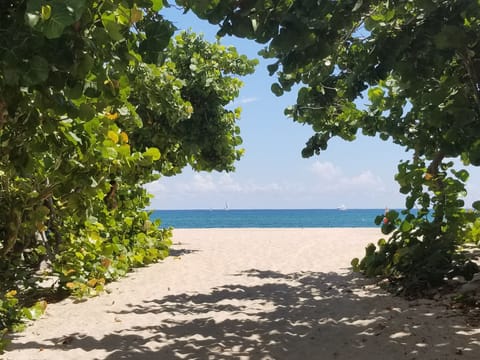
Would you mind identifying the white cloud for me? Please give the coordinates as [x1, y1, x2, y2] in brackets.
[238, 97, 258, 104]
[217, 173, 243, 192]
[229, 97, 259, 108]
[145, 162, 393, 209]
[310, 161, 342, 180]
[309, 161, 385, 192]
[146, 173, 287, 197]
[241, 181, 284, 193]
[191, 173, 284, 194]
[177, 173, 236, 193]
[190, 173, 216, 192]
[147, 162, 385, 201]
[343, 170, 384, 189]
[144, 181, 166, 193]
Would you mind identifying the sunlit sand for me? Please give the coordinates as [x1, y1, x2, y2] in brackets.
[5, 228, 480, 359]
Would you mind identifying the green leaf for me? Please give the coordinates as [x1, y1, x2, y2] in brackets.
[271, 83, 284, 96]
[65, 0, 87, 21]
[25, 0, 42, 25]
[144, 147, 161, 160]
[101, 13, 124, 41]
[368, 87, 384, 105]
[434, 25, 467, 50]
[352, 0, 363, 12]
[381, 222, 395, 234]
[365, 243, 376, 256]
[66, 131, 82, 145]
[74, 54, 94, 78]
[117, 144, 131, 157]
[151, 0, 163, 12]
[267, 63, 279, 76]
[351, 257, 360, 270]
[453, 169, 469, 182]
[25, 12, 41, 27]
[36, 245, 47, 255]
[386, 210, 399, 221]
[33, 205, 50, 219]
[400, 220, 413, 232]
[101, 147, 118, 159]
[472, 201, 480, 211]
[22, 301, 47, 321]
[3, 66, 19, 86]
[139, 20, 175, 62]
[79, 103, 96, 121]
[468, 141, 480, 166]
[371, 9, 395, 22]
[42, 3, 76, 39]
[23, 55, 49, 85]
[374, 215, 383, 225]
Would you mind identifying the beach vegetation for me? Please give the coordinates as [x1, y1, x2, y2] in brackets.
[180, 0, 480, 295]
[0, 0, 256, 346]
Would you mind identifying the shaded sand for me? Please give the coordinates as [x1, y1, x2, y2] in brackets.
[4, 228, 480, 359]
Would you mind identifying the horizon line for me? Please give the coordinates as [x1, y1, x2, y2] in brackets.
[147, 207, 397, 211]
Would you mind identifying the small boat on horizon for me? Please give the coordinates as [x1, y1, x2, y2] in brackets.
[337, 205, 347, 211]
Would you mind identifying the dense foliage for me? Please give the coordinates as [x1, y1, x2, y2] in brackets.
[0, 0, 256, 340]
[179, 0, 480, 293]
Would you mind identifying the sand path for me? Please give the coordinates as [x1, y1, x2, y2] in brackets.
[4, 228, 480, 359]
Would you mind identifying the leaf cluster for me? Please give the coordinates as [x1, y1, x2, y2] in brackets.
[0, 0, 255, 339]
[181, 0, 480, 293]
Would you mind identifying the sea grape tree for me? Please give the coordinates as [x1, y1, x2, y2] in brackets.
[0, 0, 256, 334]
[178, 0, 480, 293]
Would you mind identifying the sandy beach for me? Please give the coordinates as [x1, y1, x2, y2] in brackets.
[4, 228, 480, 359]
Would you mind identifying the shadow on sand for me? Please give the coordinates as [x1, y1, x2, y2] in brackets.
[7, 269, 480, 359]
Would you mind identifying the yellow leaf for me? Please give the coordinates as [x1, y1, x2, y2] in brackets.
[88, 231, 101, 243]
[63, 269, 76, 276]
[6, 290, 17, 297]
[41, 5, 52, 20]
[101, 258, 112, 268]
[119, 131, 129, 143]
[36, 300, 48, 311]
[87, 278, 97, 287]
[65, 282, 76, 289]
[106, 112, 119, 121]
[36, 223, 47, 232]
[424, 173, 433, 181]
[130, 8, 143, 24]
[107, 130, 119, 144]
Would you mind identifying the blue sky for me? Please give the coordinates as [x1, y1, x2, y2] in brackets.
[145, 6, 480, 210]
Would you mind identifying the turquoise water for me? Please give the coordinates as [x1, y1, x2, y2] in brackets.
[151, 209, 387, 228]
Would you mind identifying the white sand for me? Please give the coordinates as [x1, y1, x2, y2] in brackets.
[4, 228, 480, 359]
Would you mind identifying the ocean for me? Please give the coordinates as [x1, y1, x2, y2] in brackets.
[150, 209, 386, 229]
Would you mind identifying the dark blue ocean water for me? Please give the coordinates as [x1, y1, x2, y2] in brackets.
[150, 209, 386, 229]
